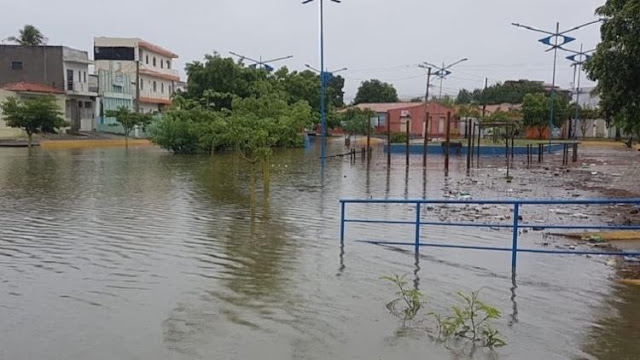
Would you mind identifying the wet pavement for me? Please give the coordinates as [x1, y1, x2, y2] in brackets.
[0, 141, 639, 359]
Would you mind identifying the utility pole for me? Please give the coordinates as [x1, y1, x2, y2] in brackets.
[481, 77, 488, 118]
[512, 19, 601, 150]
[417, 65, 432, 167]
[135, 59, 140, 113]
[303, 0, 341, 165]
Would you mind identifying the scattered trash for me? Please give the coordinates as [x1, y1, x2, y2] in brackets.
[542, 242, 550, 247]
[611, 173, 622, 177]
[572, 213, 589, 219]
[583, 235, 605, 243]
[591, 171, 599, 175]
[606, 259, 617, 267]
[550, 209, 571, 215]
[533, 227, 545, 231]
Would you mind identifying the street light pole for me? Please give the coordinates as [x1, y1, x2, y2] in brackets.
[229, 51, 293, 71]
[548, 22, 560, 148]
[422, 58, 468, 138]
[562, 43, 593, 140]
[303, 0, 341, 164]
[512, 19, 601, 150]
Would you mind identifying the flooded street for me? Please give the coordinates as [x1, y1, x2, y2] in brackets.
[1, 142, 639, 359]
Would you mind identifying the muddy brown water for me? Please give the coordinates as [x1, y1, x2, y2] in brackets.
[1, 143, 639, 359]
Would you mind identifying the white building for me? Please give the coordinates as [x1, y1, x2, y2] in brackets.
[63, 47, 98, 131]
[93, 37, 180, 113]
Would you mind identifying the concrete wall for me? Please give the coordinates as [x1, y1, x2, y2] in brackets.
[0, 45, 64, 89]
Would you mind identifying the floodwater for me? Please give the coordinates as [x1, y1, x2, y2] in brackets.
[0, 141, 638, 359]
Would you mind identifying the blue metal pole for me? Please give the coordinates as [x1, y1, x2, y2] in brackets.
[511, 203, 520, 270]
[340, 201, 345, 245]
[548, 22, 559, 151]
[319, 0, 326, 164]
[415, 202, 422, 253]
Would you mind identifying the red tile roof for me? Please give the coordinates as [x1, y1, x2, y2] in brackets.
[139, 96, 172, 105]
[1, 82, 65, 94]
[139, 68, 180, 82]
[354, 102, 424, 113]
[138, 40, 178, 58]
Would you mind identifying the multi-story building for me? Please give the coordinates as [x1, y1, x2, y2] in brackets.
[0, 45, 97, 132]
[93, 37, 180, 113]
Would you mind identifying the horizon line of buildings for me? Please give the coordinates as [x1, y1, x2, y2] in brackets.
[0, 37, 185, 138]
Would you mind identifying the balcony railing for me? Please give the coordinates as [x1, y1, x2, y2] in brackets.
[67, 81, 97, 95]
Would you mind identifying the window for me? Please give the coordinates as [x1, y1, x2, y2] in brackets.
[160, 60, 164, 69]
[153, 57, 156, 67]
[161, 83, 164, 94]
[146, 55, 149, 64]
[140, 78, 143, 90]
[67, 69, 74, 91]
[83, 71, 87, 83]
[78, 102, 83, 108]
[153, 81, 157, 92]
[166, 60, 171, 69]
[139, 49, 143, 62]
[11, 61, 23, 70]
[85, 101, 92, 108]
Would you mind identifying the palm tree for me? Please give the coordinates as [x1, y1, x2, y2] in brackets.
[6, 25, 46, 46]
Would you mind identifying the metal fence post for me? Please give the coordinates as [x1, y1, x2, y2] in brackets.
[415, 202, 422, 253]
[340, 201, 346, 245]
[511, 203, 520, 270]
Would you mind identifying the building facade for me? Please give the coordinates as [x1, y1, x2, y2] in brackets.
[0, 82, 67, 138]
[355, 102, 459, 138]
[94, 37, 180, 113]
[0, 45, 97, 132]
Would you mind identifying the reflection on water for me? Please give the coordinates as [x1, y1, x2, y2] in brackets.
[0, 144, 636, 359]
[583, 284, 640, 360]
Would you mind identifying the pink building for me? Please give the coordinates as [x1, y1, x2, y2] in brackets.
[355, 102, 458, 137]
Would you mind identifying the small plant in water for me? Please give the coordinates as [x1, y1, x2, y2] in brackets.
[382, 275, 507, 349]
[381, 274, 424, 324]
[433, 290, 506, 348]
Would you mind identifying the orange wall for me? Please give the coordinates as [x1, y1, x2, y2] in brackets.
[382, 103, 458, 137]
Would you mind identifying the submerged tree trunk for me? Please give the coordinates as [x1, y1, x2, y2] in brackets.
[261, 157, 271, 195]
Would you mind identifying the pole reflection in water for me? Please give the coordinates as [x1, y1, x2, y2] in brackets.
[509, 272, 519, 327]
[413, 252, 421, 291]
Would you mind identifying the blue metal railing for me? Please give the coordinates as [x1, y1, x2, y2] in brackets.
[339, 198, 640, 270]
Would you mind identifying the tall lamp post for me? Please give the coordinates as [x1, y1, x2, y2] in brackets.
[229, 51, 293, 72]
[512, 19, 600, 149]
[303, 0, 341, 164]
[421, 58, 467, 137]
[422, 58, 468, 100]
[562, 44, 593, 139]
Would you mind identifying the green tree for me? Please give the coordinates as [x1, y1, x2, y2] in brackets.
[522, 93, 569, 139]
[584, 0, 640, 142]
[340, 108, 374, 137]
[6, 25, 46, 46]
[457, 80, 547, 105]
[353, 79, 399, 104]
[105, 107, 153, 148]
[455, 89, 473, 104]
[0, 96, 65, 148]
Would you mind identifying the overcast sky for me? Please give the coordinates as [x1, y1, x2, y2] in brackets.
[3, 0, 604, 102]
